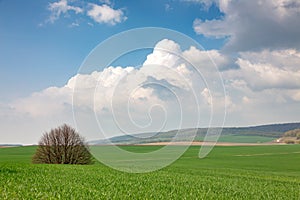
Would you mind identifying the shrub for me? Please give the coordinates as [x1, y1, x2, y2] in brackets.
[33, 124, 92, 164]
[284, 129, 300, 137]
[284, 140, 295, 144]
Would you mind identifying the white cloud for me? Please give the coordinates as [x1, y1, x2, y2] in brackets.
[187, 0, 300, 125]
[182, 46, 230, 70]
[12, 86, 72, 117]
[181, 0, 218, 8]
[3, 39, 300, 143]
[193, 18, 230, 39]
[290, 90, 300, 102]
[239, 49, 300, 71]
[144, 39, 181, 66]
[236, 59, 300, 91]
[165, 4, 173, 11]
[69, 22, 80, 27]
[87, 4, 127, 25]
[220, 48, 300, 124]
[201, 88, 212, 105]
[230, 49, 300, 91]
[193, 0, 300, 51]
[48, 0, 83, 23]
[45, 1, 127, 26]
[1, 39, 226, 143]
[99, 0, 112, 5]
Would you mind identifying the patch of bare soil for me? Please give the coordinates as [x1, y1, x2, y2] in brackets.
[0, 146, 17, 148]
[137, 141, 285, 146]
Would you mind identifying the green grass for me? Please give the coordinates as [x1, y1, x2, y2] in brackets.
[0, 146, 36, 164]
[1, 145, 300, 199]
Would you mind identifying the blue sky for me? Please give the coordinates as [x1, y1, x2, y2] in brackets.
[0, 0, 224, 101]
[1, 0, 300, 144]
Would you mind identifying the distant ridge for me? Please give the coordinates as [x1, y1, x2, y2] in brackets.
[0, 144, 22, 147]
[90, 122, 300, 145]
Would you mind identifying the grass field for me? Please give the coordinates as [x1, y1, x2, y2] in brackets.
[1, 145, 300, 199]
[208, 135, 276, 143]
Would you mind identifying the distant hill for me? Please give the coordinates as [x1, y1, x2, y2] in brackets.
[90, 122, 300, 145]
[0, 144, 22, 147]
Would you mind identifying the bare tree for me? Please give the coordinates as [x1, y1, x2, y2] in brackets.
[33, 124, 92, 164]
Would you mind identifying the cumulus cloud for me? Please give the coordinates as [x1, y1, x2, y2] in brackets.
[236, 59, 300, 91]
[193, 0, 300, 51]
[182, 46, 230, 70]
[221, 48, 300, 124]
[1, 39, 226, 143]
[3, 39, 300, 143]
[201, 88, 212, 105]
[238, 49, 300, 71]
[87, 4, 127, 25]
[290, 90, 300, 101]
[187, 0, 300, 124]
[12, 86, 72, 117]
[48, 0, 83, 23]
[45, 0, 127, 26]
[193, 18, 230, 39]
[225, 49, 300, 91]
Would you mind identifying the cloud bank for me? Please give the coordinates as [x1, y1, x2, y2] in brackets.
[1, 38, 300, 143]
[1, 39, 225, 143]
[193, 0, 300, 52]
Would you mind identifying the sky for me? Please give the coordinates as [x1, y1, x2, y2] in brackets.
[0, 0, 300, 144]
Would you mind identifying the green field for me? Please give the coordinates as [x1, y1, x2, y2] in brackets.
[195, 135, 276, 143]
[1, 145, 300, 199]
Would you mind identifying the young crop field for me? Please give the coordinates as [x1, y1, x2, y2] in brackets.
[0, 145, 300, 199]
[209, 135, 276, 143]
